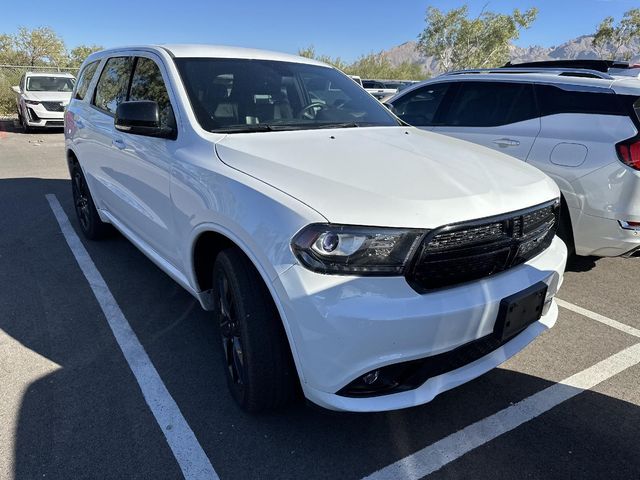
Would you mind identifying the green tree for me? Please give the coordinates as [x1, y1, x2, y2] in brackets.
[417, 5, 538, 72]
[297, 45, 349, 70]
[0, 34, 17, 64]
[298, 46, 425, 80]
[593, 9, 640, 60]
[67, 44, 103, 67]
[13, 26, 66, 66]
[345, 53, 424, 80]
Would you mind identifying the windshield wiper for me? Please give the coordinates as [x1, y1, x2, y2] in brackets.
[315, 122, 361, 129]
[209, 124, 274, 133]
[210, 122, 363, 133]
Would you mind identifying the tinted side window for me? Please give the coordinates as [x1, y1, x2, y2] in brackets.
[93, 57, 134, 115]
[442, 82, 537, 127]
[129, 57, 176, 129]
[74, 60, 100, 101]
[536, 85, 624, 116]
[392, 83, 451, 126]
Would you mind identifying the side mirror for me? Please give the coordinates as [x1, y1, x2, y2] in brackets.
[11, 86, 20, 94]
[383, 102, 396, 114]
[115, 101, 175, 139]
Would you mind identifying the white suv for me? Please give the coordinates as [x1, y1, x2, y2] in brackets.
[387, 67, 640, 258]
[65, 45, 566, 413]
[12, 72, 75, 131]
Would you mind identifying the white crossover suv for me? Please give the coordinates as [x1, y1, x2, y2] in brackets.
[65, 45, 566, 413]
[387, 66, 640, 258]
[12, 72, 75, 131]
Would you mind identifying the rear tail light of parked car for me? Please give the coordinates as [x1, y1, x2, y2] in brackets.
[616, 137, 640, 170]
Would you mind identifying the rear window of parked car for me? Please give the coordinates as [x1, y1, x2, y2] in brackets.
[441, 82, 538, 127]
[535, 84, 625, 117]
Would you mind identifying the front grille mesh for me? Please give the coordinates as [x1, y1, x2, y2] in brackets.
[41, 101, 64, 112]
[408, 201, 559, 291]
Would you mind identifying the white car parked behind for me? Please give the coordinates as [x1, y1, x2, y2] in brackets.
[12, 72, 75, 131]
[65, 45, 566, 413]
[387, 68, 640, 258]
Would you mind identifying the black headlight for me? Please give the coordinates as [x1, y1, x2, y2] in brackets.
[291, 224, 427, 275]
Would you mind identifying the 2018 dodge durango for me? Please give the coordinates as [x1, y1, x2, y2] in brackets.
[64, 44, 567, 412]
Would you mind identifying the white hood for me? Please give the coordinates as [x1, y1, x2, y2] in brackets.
[215, 127, 559, 228]
[24, 91, 72, 104]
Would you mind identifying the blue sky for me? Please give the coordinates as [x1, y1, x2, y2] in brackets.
[0, 0, 636, 61]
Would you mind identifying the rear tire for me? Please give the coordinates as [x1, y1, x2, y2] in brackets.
[212, 248, 298, 412]
[71, 162, 111, 240]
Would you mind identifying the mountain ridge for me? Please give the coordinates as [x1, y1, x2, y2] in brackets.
[382, 35, 640, 76]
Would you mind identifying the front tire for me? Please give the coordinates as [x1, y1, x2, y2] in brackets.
[212, 248, 298, 412]
[71, 162, 111, 240]
[21, 112, 32, 133]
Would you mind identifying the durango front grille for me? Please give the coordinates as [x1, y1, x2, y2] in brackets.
[41, 101, 64, 112]
[407, 200, 559, 291]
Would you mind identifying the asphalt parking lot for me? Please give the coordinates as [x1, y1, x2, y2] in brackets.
[1, 118, 639, 480]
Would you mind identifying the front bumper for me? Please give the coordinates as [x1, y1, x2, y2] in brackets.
[273, 236, 567, 412]
[23, 104, 65, 128]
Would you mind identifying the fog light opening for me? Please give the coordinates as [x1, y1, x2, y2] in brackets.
[362, 370, 380, 385]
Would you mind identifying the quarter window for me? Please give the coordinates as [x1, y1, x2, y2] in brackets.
[74, 60, 100, 101]
[535, 84, 624, 116]
[93, 56, 134, 115]
[441, 82, 537, 127]
[129, 57, 176, 129]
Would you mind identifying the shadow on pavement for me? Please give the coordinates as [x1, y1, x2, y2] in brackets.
[565, 254, 599, 273]
[0, 117, 64, 134]
[2, 177, 638, 480]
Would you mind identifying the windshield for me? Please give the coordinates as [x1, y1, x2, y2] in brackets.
[26, 76, 75, 92]
[175, 58, 399, 132]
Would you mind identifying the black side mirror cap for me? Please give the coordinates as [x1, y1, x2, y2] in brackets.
[115, 100, 175, 139]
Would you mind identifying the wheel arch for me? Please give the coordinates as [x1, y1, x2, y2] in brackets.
[190, 225, 306, 384]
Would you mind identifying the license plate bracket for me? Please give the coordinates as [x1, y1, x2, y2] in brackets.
[494, 282, 548, 342]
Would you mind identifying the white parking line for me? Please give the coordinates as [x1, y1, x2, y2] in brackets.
[363, 342, 640, 480]
[556, 298, 640, 338]
[46, 195, 219, 480]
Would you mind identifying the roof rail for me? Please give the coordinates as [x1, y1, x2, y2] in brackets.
[441, 67, 615, 80]
[504, 59, 629, 72]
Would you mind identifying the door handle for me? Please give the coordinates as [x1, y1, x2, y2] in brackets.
[112, 138, 126, 150]
[492, 138, 520, 147]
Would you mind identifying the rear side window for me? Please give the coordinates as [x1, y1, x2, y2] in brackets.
[74, 60, 100, 101]
[129, 57, 176, 129]
[441, 82, 537, 127]
[93, 57, 134, 115]
[535, 85, 624, 116]
[392, 83, 451, 126]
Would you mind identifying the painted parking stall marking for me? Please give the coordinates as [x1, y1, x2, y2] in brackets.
[46, 194, 219, 480]
[363, 341, 640, 480]
[556, 298, 640, 338]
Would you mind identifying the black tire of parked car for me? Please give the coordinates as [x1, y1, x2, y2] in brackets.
[71, 162, 112, 240]
[20, 113, 32, 133]
[212, 248, 298, 412]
